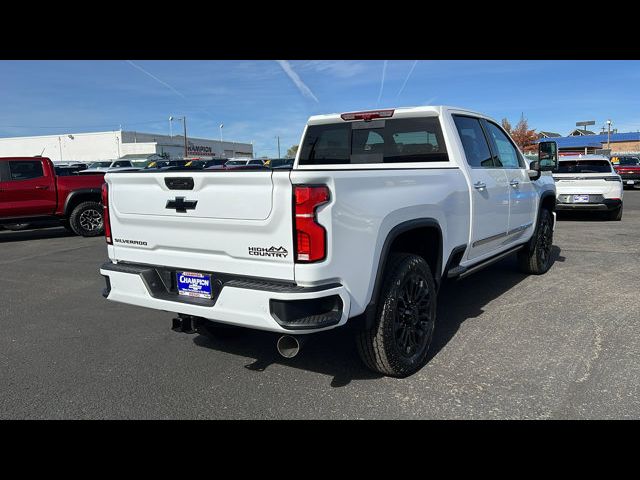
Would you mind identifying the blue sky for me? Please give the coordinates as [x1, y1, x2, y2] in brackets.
[1, 60, 639, 157]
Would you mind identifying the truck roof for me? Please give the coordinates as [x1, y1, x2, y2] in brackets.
[0, 156, 52, 162]
[307, 105, 489, 125]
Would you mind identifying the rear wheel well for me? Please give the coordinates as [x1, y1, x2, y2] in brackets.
[388, 227, 441, 281]
[64, 193, 101, 218]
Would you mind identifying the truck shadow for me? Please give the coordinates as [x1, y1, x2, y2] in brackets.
[0, 226, 74, 243]
[193, 246, 563, 387]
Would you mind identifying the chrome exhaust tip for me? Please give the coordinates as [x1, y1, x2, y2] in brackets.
[276, 335, 302, 358]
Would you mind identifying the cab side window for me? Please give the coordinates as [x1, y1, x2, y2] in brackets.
[483, 121, 524, 168]
[8, 160, 44, 180]
[453, 115, 494, 168]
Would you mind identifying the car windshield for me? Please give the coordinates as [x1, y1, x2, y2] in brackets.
[225, 160, 247, 166]
[88, 162, 112, 168]
[618, 157, 640, 166]
[555, 160, 612, 173]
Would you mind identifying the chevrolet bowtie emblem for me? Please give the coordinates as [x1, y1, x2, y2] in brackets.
[166, 197, 198, 213]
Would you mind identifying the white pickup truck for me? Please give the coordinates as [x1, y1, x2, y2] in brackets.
[100, 106, 557, 377]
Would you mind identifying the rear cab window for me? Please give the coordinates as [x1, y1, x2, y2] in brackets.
[555, 160, 612, 174]
[298, 116, 448, 166]
[8, 160, 44, 180]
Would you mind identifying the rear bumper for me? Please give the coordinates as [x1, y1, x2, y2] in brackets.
[556, 199, 622, 211]
[100, 262, 350, 334]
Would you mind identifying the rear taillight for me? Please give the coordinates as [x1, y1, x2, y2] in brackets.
[293, 185, 330, 263]
[340, 109, 394, 121]
[101, 182, 112, 244]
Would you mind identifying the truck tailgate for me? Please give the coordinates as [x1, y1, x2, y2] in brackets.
[105, 170, 295, 280]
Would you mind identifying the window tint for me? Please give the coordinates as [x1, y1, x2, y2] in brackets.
[298, 117, 448, 165]
[248, 160, 264, 165]
[453, 116, 494, 168]
[484, 122, 522, 168]
[618, 157, 639, 166]
[9, 161, 44, 180]
[555, 160, 612, 174]
[113, 161, 131, 167]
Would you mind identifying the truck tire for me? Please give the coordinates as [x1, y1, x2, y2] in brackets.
[607, 206, 623, 221]
[356, 253, 437, 377]
[518, 208, 554, 275]
[69, 201, 104, 237]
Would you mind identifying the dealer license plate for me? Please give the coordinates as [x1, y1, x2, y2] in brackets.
[176, 271, 212, 299]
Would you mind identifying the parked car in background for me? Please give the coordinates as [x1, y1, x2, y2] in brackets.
[0, 157, 106, 236]
[144, 160, 190, 170]
[611, 156, 640, 189]
[184, 158, 228, 169]
[81, 160, 134, 173]
[54, 163, 89, 176]
[99, 106, 557, 377]
[268, 158, 294, 168]
[553, 155, 623, 220]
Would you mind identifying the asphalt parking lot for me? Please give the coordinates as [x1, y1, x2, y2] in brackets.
[1, 191, 639, 419]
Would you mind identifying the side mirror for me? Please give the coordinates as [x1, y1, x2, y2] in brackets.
[538, 141, 558, 172]
[528, 160, 541, 180]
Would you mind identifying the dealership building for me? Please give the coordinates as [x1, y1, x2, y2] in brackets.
[0, 130, 253, 163]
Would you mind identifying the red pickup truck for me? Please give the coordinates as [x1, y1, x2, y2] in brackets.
[0, 157, 106, 236]
[611, 156, 640, 188]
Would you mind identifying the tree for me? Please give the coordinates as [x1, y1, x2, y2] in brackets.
[501, 118, 512, 134]
[286, 145, 298, 159]
[510, 114, 538, 152]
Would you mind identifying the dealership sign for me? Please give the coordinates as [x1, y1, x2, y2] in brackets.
[187, 144, 216, 156]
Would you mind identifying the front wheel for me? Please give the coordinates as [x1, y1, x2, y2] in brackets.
[69, 201, 104, 237]
[518, 208, 554, 275]
[356, 253, 437, 377]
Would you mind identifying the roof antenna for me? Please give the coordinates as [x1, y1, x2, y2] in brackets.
[35, 147, 45, 157]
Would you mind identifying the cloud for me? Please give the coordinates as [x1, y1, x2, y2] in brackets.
[397, 60, 419, 98]
[376, 60, 388, 105]
[276, 60, 319, 103]
[125, 60, 188, 101]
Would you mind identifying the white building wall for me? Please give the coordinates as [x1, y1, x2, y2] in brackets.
[0, 130, 254, 162]
[119, 142, 158, 157]
[0, 131, 122, 163]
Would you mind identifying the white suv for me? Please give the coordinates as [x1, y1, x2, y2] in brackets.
[553, 155, 623, 221]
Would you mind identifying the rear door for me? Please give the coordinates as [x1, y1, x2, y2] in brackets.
[0, 159, 57, 218]
[106, 170, 295, 280]
[482, 120, 537, 245]
[453, 115, 510, 261]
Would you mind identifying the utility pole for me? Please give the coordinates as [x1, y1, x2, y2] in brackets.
[183, 116, 188, 159]
[276, 136, 281, 159]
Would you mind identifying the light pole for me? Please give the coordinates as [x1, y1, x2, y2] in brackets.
[170, 116, 188, 158]
[169, 116, 173, 138]
[276, 135, 281, 159]
[607, 119, 612, 150]
[219, 123, 224, 143]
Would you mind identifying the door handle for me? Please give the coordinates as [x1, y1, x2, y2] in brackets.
[35, 185, 49, 190]
[509, 180, 520, 188]
[474, 181, 486, 190]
